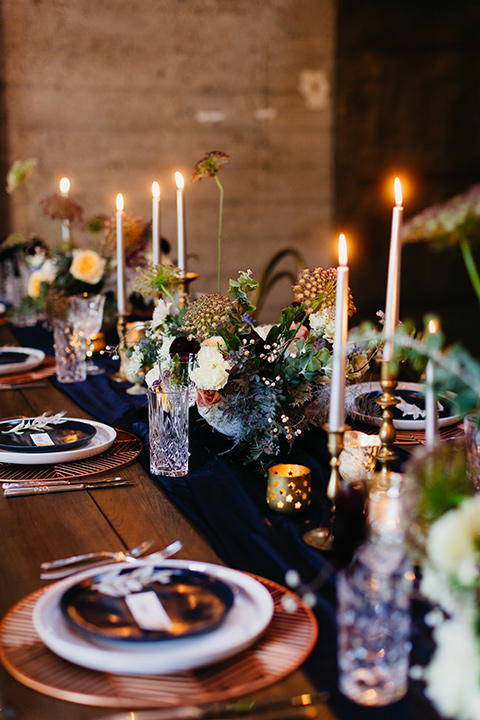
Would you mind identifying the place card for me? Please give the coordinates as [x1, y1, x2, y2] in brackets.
[125, 591, 173, 631]
[30, 433, 55, 447]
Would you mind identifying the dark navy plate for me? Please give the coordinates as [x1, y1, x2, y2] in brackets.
[60, 566, 235, 642]
[0, 419, 96, 453]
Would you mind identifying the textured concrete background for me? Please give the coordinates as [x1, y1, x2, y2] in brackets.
[1, 0, 335, 320]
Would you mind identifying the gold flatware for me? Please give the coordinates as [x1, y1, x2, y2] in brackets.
[4, 480, 135, 497]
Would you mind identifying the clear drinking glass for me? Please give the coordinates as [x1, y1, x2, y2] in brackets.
[53, 318, 87, 383]
[337, 473, 413, 706]
[148, 386, 189, 476]
[68, 294, 106, 375]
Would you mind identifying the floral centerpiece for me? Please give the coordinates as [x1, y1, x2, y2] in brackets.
[126, 262, 374, 468]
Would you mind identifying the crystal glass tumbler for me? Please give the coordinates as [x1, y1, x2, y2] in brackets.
[337, 472, 413, 706]
[53, 318, 87, 384]
[148, 386, 189, 477]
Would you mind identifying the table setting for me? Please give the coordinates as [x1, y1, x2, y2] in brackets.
[3, 164, 480, 720]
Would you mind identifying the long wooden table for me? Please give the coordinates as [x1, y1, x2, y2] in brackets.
[0, 324, 334, 720]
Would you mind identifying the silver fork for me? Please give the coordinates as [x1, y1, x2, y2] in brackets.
[40, 539, 153, 571]
[40, 540, 182, 580]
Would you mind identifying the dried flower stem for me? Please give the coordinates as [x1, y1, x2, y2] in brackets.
[459, 233, 480, 306]
[215, 175, 224, 294]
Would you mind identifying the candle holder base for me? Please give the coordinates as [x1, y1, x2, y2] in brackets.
[376, 360, 399, 475]
[303, 425, 347, 553]
[110, 314, 130, 383]
[179, 272, 199, 308]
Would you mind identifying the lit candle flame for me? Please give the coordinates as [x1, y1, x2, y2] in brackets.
[116, 193, 124, 212]
[175, 172, 184, 190]
[394, 177, 403, 207]
[338, 233, 348, 267]
[428, 318, 439, 334]
[152, 181, 160, 199]
[59, 177, 70, 194]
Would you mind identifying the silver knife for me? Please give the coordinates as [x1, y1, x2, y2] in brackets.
[3, 476, 128, 489]
[4, 480, 135, 497]
[93, 692, 330, 720]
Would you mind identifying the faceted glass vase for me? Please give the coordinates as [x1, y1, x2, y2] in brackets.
[148, 386, 189, 477]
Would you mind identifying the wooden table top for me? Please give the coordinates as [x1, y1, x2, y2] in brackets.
[0, 324, 335, 720]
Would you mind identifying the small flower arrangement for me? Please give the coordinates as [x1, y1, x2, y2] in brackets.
[127, 263, 373, 468]
[404, 443, 480, 720]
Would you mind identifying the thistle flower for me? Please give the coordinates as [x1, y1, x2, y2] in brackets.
[191, 150, 230, 293]
[134, 262, 181, 306]
[40, 193, 84, 223]
[191, 151, 230, 182]
[179, 293, 233, 341]
[293, 266, 356, 316]
[103, 212, 149, 265]
[6, 158, 38, 194]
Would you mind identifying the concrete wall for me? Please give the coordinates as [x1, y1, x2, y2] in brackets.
[1, 0, 336, 320]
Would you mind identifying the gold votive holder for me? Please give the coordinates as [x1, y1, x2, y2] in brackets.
[267, 464, 311, 514]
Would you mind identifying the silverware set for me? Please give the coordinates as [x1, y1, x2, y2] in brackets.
[40, 539, 183, 579]
[2, 475, 135, 497]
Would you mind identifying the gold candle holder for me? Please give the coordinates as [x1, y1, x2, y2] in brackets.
[303, 424, 346, 551]
[110, 313, 130, 383]
[376, 359, 399, 475]
[178, 272, 199, 308]
[267, 464, 311, 514]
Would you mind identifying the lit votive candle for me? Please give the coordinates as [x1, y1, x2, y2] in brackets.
[267, 464, 311, 514]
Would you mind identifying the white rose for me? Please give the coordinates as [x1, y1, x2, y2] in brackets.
[28, 270, 49, 298]
[189, 346, 230, 390]
[425, 614, 480, 720]
[427, 496, 480, 586]
[125, 346, 144, 382]
[145, 365, 160, 388]
[69, 249, 106, 285]
[152, 299, 172, 329]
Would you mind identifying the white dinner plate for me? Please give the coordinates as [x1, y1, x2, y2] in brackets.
[0, 419, 116, 465]
[33, 559, 274, 674]
[0, 346, 45, 376]
[346, 381, 462, 430]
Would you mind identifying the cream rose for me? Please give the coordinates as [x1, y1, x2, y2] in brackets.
[189, 346, 230, 391]
[69, 249, 106, 285]
[27, 259, 57, 297]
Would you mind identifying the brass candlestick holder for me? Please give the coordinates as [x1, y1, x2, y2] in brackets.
[110, 313, 130, 383]
[178, 272, 199, 308]
[376, 359, 399, 475]
[303, 425, 346, 551]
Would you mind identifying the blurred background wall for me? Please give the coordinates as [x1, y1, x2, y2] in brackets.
[1, 0, 480, 351]
[0, 0, 336, 320]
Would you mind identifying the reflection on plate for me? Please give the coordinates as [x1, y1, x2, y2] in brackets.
[347, 381, 462, 430]
[0, 419, 96, 453]
[33, 559, 274, 674]
[0, 347, 45, 376]
[60, 566, 234, 642]
[0, 419, 115, 465]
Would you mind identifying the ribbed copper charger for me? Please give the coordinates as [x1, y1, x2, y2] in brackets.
[0, 429, 142, 481]
[0, 576, 318, 708]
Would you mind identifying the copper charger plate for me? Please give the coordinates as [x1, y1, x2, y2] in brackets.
[0, 428, 142, 481]
[0, 575, 318, 708]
